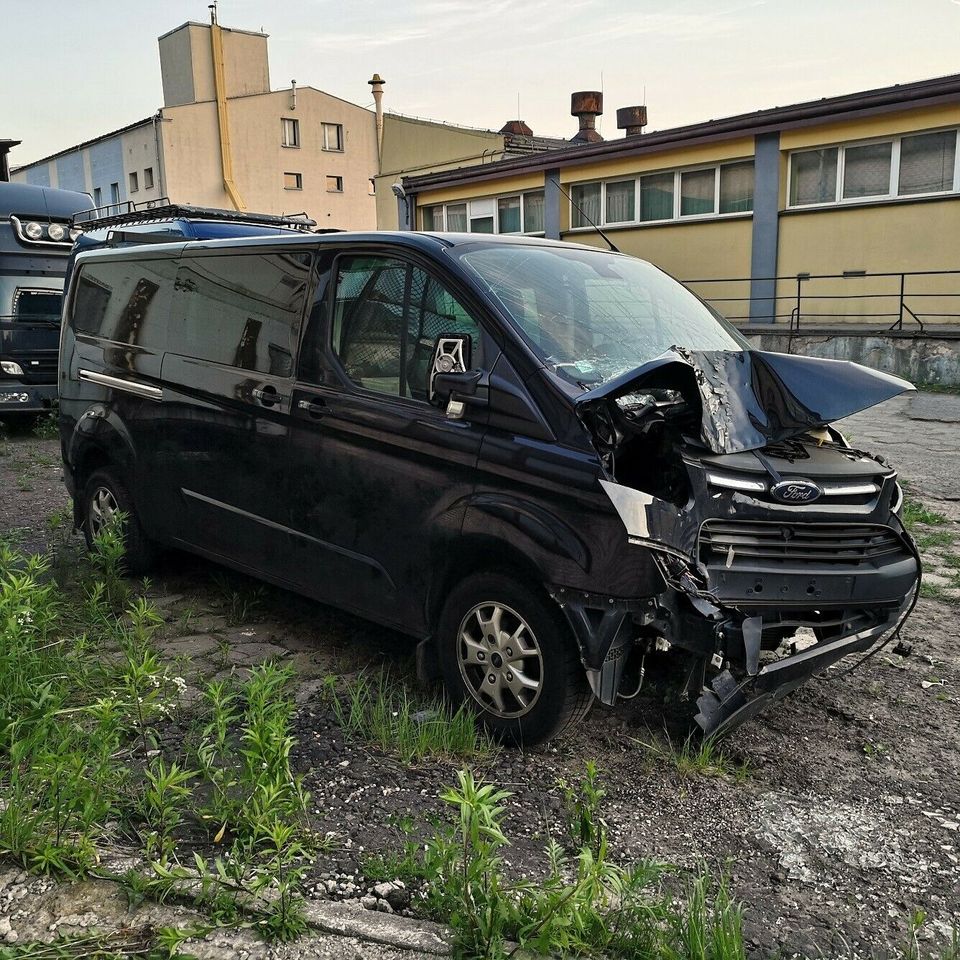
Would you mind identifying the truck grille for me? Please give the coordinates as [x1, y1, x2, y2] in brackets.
[699, 520, 905, 568]
[7, 352, 58, 384]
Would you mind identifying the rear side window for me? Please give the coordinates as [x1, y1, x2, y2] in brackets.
[171, 252, 312, 376]
[72, 257, 177, 351]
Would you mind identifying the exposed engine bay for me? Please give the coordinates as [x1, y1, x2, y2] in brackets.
[564, 347, 921, 737]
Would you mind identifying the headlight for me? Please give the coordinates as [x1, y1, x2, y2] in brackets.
[69, 227, 82, 241]
[23, 221, 43, 240]
[1, 361, 25, 377]
[891, 481, 904, 516]
[46, 222, 67, 242]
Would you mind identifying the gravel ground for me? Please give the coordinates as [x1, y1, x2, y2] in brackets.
[0, 396, 958, 958]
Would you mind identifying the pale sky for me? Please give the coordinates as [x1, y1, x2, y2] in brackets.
[4, 0, 960, 166]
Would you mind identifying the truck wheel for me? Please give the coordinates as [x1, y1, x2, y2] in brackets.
[437, 573, 593, 747]
[81, 468, 156, 575]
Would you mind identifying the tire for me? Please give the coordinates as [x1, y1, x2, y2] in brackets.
[437, 573, 593, 747]
[81, 467, 156, 576]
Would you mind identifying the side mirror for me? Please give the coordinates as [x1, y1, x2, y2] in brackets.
[429, 334, 485, 419]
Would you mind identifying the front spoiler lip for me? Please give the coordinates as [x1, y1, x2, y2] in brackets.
[694, 603, 905, 738]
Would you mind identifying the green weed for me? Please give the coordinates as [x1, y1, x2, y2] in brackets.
[914, 530, 956, 550]
[636, 732, 751, 782]
[327, 671, 498, 765]
[902, 497, 949, 529]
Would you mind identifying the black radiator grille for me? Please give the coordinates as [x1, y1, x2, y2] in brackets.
[699, 520, 905, 567]
[6, 352, 58, 384]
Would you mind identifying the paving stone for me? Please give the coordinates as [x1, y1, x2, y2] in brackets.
[223, 641, 288, 666]
[157, 634, 223, 658]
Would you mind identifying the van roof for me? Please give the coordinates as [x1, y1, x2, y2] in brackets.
[71, 230, 608, 263]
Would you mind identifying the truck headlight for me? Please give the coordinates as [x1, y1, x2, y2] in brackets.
[46, 222, 67, 242]
[23, 221, 44, 240]
[1, 361, 25, 376]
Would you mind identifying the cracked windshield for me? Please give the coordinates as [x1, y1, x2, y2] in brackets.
[459, 244, 748, 385]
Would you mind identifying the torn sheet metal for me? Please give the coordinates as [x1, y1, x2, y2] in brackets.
[576, 348, 914, 455]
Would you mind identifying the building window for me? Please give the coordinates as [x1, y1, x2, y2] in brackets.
[571, 183, 601, 228]
[446, 203, 467, 231]
[468, 198, 495, 233]
[144, 167, 154, 190]
[128, 171, 139, 194]
[322, 123, 343, 151]
[497, 196, 521, 233]
[326, 175, 343, 192]
[680, 168, 716, 216]
[719, 161, 754, 213]
[605, 180, 635, 223]
[422, 205, 444, 231]
[421, 192, 546, 234]
[788, 129, 960, 208]
[93, 187, 102, 207]
[898, 131, 956, 195]
[281, 117, 300, 147]
[369, 178, 376, 195]
[110, 182, 120, 204]
[842, 142, 892, 199]
[639, 172, 674, 222]
[522, 192, 544, 233]
[284, 172, 303, 190]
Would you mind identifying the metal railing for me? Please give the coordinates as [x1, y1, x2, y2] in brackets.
[683, 269, 960, 336]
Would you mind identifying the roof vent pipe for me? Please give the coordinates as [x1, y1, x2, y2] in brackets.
[570, 91, 604, 143]
[616, 105, 647, 137]
[290, 79, 297, 111]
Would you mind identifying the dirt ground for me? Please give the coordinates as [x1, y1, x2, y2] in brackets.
[1, 395, 958, 958]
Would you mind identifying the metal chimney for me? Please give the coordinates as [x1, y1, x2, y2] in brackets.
[570, 91, 603, 143]
[369, 73, 386, 161]
[616, 105, 648, 137]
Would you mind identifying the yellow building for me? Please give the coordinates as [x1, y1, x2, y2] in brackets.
[401, 78, 960, 331]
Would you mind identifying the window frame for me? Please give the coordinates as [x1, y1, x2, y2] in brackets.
[566, 158, 755, 231]
[419, 190, 546, 236]
[322, 122, 344, 152]
[284, 172, 303, 191]
[144, 167, 154, 190]
[786, 127, 960, 210]
[326, 175, 344, 193]
[281, 117, 301, 148]
[128, 171, 139, 194]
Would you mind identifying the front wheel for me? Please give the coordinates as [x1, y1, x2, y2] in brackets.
[437, 573, 593, 747]
[81, 468, 156, 576]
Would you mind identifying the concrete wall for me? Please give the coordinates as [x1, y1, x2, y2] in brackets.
[159, 22, 270, 107]
[375, 115, 505, 230]
[162, 87, 378, 228]
[742, 330, 960, 387]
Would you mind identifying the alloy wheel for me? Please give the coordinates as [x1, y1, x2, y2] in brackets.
[457, 601, 544, 718]
[88, 486, 119, 536]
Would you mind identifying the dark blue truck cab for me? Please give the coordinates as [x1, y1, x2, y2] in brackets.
[0, 182, 90, 413]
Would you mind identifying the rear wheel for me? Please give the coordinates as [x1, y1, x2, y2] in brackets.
[437, 573, 593, 747]
[81, 468, 156, 575]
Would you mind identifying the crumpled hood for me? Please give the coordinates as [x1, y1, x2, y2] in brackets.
[575, 347, 915, 455]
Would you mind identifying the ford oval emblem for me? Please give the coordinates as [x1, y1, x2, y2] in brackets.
[770, 479, 823, 505]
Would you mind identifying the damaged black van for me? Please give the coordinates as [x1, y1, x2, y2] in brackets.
[58, 230, 921, 744]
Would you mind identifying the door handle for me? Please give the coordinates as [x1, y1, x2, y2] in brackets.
[253, 385, 284, 406]
[297, 397, 326, 418]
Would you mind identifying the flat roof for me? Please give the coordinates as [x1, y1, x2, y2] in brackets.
[403, 71, 960, 193]
[157, 21, 268, 41]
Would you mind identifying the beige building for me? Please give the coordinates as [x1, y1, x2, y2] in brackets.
[13, 15, 564, 232]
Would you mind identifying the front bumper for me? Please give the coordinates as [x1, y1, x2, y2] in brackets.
[0, 382, 57, 413]
[694, 599, 909, 736]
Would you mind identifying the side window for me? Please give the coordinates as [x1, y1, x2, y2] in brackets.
[72, 257, 177, 351]
[171, 252, 311, 376]
[331, 255, 482, 400]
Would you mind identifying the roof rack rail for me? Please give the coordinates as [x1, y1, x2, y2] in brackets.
[72, 197, 317, 231]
